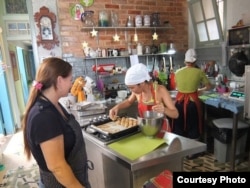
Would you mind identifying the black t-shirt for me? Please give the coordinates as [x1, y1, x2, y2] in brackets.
[26, 98, 75, 171]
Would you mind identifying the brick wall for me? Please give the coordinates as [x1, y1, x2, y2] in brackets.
[57, 0, 188, 57]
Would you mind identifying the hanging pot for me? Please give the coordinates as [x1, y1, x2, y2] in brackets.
[228, 51, 249, 77]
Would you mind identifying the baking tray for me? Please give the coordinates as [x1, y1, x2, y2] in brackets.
[90, 117, 139, 137]
[70, 102, 107, 117]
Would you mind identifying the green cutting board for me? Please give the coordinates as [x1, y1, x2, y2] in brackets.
[108, 133, 167, 160]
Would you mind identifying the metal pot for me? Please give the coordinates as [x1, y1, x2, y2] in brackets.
[229, 51, 249, 77]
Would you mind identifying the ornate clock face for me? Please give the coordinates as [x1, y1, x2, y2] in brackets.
[40, 17, 51, 27]
[80, 0, 94, 7]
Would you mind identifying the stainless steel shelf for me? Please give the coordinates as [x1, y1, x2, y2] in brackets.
[83, 53, 174, 60]
[81, 25, 173, 32]
[227, 44, 250, 49]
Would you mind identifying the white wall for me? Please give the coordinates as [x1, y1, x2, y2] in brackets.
[188, 0, 250, 48]
[27, 0, 62, 68]
[226, 0, 250, 29]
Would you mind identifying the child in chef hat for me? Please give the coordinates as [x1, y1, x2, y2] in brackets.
[124, 63, 151, 85]
[109, 63, 179, 136]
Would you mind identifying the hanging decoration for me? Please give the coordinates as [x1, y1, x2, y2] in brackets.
[82, 41, 89, 48]
[90, 28, 98, 37]
[134, 28, 138, 42]
[113, 28, 120, 41]
[82, 41, 90, 57]
[152, 28, 158, 40]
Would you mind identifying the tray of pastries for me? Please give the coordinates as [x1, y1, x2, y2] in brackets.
[90, 117, 139, 136]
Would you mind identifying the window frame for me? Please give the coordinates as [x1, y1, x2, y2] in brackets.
[188, 0, 224, 48]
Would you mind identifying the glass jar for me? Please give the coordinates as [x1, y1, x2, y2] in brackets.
[83, 10, 95, 26]
[111, 11, 119, 27]
[143, 15, 151, 26]
[126, 16, 134, 27]
[135, 15, 142, 27]
[151, 12, 160, 26]
[99, 10, 109, 27]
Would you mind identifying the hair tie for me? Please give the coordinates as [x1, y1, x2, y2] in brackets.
[32, 80, 43, 91]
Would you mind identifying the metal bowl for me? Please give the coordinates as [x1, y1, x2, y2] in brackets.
[137, 111, 164, 137]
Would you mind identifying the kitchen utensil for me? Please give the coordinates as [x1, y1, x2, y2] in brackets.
[153, 81, 158, 101]
[162, 57, 166, 73]
[96, 77, 104, 94]
[229, 50, 249, 77]
[169, 56, 176, 90]
[149, 56, 156, 78]
[137, 111, 164, 137]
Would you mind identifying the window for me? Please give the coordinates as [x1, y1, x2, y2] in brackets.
[6, 21, 30, 36]
[188, 0, 224, 48]
[5, 0, 28, 14]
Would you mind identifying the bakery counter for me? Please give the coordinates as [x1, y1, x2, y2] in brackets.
[83, 130, 206, 188]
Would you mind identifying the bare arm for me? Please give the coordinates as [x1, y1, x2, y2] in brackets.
[151, 85, 179, 119]
[109, 93, 136, 120]
[198, 82, 213, 95]
[40, 135, 84, 188]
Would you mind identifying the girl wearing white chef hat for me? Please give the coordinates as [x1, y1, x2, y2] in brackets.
[109, 63, 179, 137]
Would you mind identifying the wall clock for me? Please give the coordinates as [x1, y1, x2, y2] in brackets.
[34, 6, 60, 50]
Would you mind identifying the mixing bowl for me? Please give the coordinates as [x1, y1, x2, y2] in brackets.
[137, 111, 164, 137]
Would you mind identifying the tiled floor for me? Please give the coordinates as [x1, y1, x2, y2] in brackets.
[0, 129, 249, 185]
[0, 131, 36, 183]
[183, 152, 250, 172]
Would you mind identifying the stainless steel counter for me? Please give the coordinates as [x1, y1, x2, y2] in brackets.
[83, 130, 206, 188]
[199, 92, 245, 171]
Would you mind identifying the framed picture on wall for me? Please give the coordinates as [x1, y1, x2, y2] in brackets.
[9, 51, 19, 81]
[34, 6, 59, 50]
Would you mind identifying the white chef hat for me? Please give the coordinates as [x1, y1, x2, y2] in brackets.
[125, 63, 151, 85]
[185, 48, 197, 63]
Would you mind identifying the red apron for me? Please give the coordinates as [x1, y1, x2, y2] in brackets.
[174, 91, 202, 134]
[138, 83, 170, 138]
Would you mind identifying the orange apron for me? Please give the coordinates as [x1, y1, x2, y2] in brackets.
[138, 83, 170, 138]
[173, 91, 202, 135]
